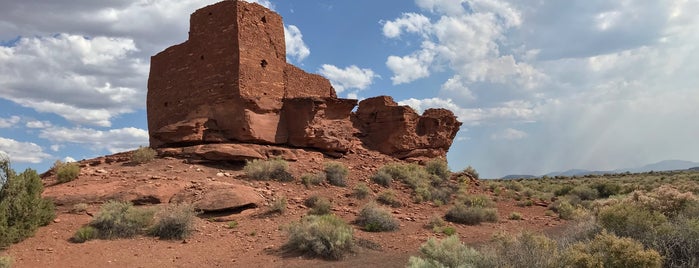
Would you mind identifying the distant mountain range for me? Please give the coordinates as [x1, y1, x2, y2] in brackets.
[501, 160, 699, 179]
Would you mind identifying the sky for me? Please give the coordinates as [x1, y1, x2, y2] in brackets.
[0, 0, 698, 178]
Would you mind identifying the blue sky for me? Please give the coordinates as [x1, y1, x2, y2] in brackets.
[1, 0, 698, 178]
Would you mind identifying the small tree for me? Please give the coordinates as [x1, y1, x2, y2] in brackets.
[0, 155, 55, 248]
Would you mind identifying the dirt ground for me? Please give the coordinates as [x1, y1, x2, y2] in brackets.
[3, 151, 567, 268]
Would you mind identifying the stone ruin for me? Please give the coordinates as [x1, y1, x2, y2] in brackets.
[147, 0, 461, 161]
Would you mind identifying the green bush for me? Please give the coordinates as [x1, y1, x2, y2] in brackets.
[407, 235, 485, 268]
[307, 197, 332, 215]
[598, 203, 669, 240]
[569, 185, 599, 201]
[459, 194, 495, 208]
[71, 226, 98, 243]
[355, 203, 399, 232]
[0, 158, 55, 248]
[89, 201, 155, 239]
[353, 183, 371, 199]
[463, 166, 479, 180]
[301, 173, 324, 188]
[593, 181, 622, 198]
[130, 146, 157, 164]
[69, 203, 89, 214]
[563, 231, 662, 268]
[488, 232, 562, 268]
[244, 158, 293, 181]
[550, 200, 576, 220]
[324, 162, 348, 187]
[655, 217, 699, 267]
[508, 212, 523, 220]
[268, 196, 287, 214]
[371, 170, 392, 187]
[377, 190, 402, 208]
[284, 214, 353, 260]
[226, 220, 238, 229]
[445, 204, 498, 225]
[148, 203, 197, 240]
[425, 159, 450, 181]
[0, 256, 11, 268]
[54, 160, 80, 183]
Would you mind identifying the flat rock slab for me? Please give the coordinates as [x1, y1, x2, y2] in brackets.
[170, 181, 263, 212]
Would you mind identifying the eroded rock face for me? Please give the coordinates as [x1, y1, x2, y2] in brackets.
[147, 0, 461, 160]
[353, 96, 462, 159]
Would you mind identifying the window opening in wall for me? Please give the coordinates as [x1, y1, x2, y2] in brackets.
[201, 55, 205, 60]
[260, 59, 268, 68]
[261, 16, 267, 23]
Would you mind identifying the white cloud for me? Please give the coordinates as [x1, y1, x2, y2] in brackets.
[284, 25, 310, 63]
[0, 137, 51, 163]
[318, 64, 378, 93]
[0, 34, 146, 127]
[382, 13, 431, 38]
[39, 127, 149, 153]
[25, 120, 52, 129]
[383, 0, 542, 89]
[244, 0, 274, 9]
[491, 128, 527, 140]
[63, 156, 77, 163]
[0, 116, 20, 128]
[50, 145, 62, 152]
[398, 97, 541, 126]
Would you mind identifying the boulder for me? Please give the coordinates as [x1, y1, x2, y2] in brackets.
[170, 181, 263, 213]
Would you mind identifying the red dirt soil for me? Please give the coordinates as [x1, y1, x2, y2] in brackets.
[4, 151, 567, 267]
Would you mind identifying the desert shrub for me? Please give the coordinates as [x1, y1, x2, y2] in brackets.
[508, 212, 523, 220]
[355, 203, 399, 232]
[488, 232, 562, 268]
[226, 220, 238, 229]
[425, 159, 450, 181]
[562, 231, 662, 268]
[89, 200, 155, 239]
[441, 226, 456, 236]
[324, 162, 348, 187]
[629, 185, 698, 217]
[69, 203, 89, 214]
[407, 235, 485, 268]
[569, 185, 599, 201]
[463, 165, 479, 180]
[550, 200, 576, 220]
[352, 183, 371, 199]
[148, 203, 197, 240]
[0, 158, 55, 248]
[445, 204, 498, 225]
[371, 170, 392, 187]
[377, 190, 402, 208]
[301, 173, 324, 187]
[268, 196, 287, 214]
[654, 217, 699, 267]
[307, 197, 332, 215]
[130, 146, 157, 164]
[54, 160, 80, 183]
[516, 199, 534, 207]
[71, 226, 98, 243]
[459, 194, 495, 208]
[593, 181, 622, 198]
[505, 181, 524, 192]
[284, 214, 353, 260]
[555, 185, 575, 196]
[244, 158, 293, 181]
[426, 215, 446, 230]
[598, 203, 669, 240]
[0, 256, 11, 268]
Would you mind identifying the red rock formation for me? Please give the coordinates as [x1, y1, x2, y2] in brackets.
[353, 96, 461, 159]
[147, 0, 462, 160]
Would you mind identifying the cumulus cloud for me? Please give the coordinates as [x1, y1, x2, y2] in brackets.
[398, 97, 541, 126]
[0, 34, 146, 127]
[0, 116, 20, 128]
[318, 64, 378, 93]
[383, 0, 543, 90]
[491, 128, 527, 140]
[39, 127, 149, 153]
[25, 120, 52, 129]
[284, 25, 310, 63]
[0, 137, 51, 163]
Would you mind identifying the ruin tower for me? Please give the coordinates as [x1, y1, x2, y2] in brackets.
[147, 0, 335, 147]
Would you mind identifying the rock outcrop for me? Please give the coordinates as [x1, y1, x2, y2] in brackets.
[147, 0, 461, 160]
